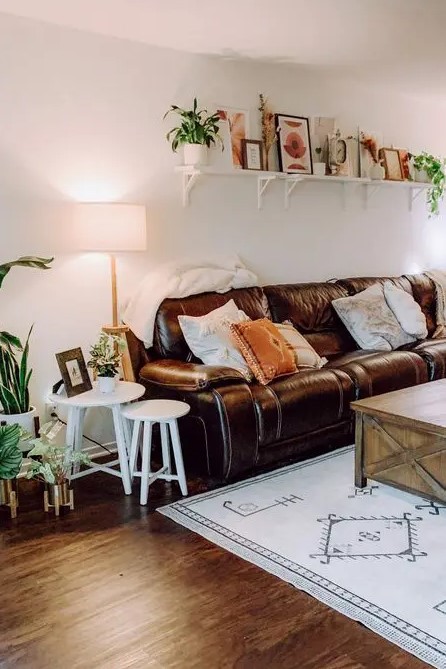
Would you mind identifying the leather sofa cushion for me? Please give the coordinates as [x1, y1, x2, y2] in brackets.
[264, 283, 356, 358]
[153, 286, 270, 360]
[327, 349, 428, 398]
[402, 338, 446, 380]
[250, 368, 355, 447]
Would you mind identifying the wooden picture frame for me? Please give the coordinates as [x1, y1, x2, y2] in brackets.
[380, 147, 404, 181]
[55, 347, 92, 397]
[242, 139, 264, 171]
[275, 114, 313, 174]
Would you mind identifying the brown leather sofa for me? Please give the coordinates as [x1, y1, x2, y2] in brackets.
[127, 273, 443, 482]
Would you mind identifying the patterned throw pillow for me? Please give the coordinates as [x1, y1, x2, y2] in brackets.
[230, 318, 297, 385]
[275, 322, 327, 369]
[178, 299, 253, 380]
[332, 284, 416, 351]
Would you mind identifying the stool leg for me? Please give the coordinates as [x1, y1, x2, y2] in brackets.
[160, 422, 171, 474]
[112, 406, 132, 495]
[168, 419, 188, 496]
[140, 421, 153, 506]
[129, 420, 141, 480]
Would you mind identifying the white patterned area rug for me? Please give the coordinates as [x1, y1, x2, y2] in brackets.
[159, 446, 446, 668]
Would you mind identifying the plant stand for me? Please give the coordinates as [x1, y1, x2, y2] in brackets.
[0, 479, 18, 519]
[44, 482, 74, 517]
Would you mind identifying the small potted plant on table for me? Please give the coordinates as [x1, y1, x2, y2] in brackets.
[26, 428, 90, 516]
[88, 332, 125, 393]
[0, 423, 22, 519]
[164, 97, 223, 166]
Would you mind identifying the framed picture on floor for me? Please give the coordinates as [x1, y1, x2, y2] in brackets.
[55, 347, 92, 397]
[275, 114, 312, 174]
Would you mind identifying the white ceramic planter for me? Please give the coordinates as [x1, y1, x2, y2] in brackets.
[183, 143, 208, 167]
[415, 168, 430, 183]
[98, 376, 116, 394]
[313, 162, 326, 176]
[0, 406, 37, 451]
[369, 162, 385, 180]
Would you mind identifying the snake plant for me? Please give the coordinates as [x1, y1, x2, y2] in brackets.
[0, 423, 22, 479]
[0, 256, 53, 414]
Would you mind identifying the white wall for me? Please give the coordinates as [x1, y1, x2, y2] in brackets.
[1, 12, 446, 416]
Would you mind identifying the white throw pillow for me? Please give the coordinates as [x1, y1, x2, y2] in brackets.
[332, 284, 416, 351]
[383, 281, 428, 339]
[276, 322, 327, 369]
[178, 299, 252, 380]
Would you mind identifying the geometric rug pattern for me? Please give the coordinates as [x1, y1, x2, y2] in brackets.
[159, 447, 446, 668]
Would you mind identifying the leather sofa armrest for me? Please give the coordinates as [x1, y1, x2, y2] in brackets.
[139, 359, 246, 391]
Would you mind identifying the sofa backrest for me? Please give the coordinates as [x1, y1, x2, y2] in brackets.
[264, 282, 356, 358]
[335, 275, 412, 296]
[153, 286, 270, 360]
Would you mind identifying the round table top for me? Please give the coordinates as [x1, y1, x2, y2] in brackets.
[121, 399, 190, 421]
[50, 381, 145, 408]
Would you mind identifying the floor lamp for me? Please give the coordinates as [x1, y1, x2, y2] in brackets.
[75, 202, 147, 381]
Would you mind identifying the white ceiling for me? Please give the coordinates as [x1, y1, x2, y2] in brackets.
[1, 0, 445, 97]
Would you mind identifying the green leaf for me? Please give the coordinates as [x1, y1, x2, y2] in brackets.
[0, 423, 22, 479]
[0, 256, 53, 289]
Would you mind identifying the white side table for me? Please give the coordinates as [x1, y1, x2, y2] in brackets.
[50, 381, 145, 494]
[122, 399, 190, 505]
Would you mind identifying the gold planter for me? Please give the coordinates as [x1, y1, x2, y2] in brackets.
[0, 478, 18, 519]
[44, 481, 74, 516]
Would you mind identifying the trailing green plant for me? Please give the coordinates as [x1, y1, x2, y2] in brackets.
[412, 152, 446, 216]
[164, 97, 223, 151]
[88, 332, 126, 378]
[0, 256, 52, 414]
[0, 423, 22, 479]
[26, 427, 90, 485]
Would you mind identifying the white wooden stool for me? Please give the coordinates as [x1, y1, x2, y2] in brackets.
[121, 399, 190, 505]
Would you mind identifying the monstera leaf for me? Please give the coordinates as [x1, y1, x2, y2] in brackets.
[0, 256, 53, 289]
[0, 423, 22, 479]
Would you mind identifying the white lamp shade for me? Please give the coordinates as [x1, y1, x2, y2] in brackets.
[75, 203, 147, 251]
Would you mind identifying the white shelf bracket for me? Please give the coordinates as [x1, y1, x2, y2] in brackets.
[284, 178, 303, 209]
[181, 170, 200, 207]
[363, 184, 380, 209]
[257, 175, 277, 209]
[409, 187, 425, 212]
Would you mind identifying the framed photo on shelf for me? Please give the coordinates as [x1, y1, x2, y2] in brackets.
[242, 139, 264, 171]
[275, 114, 312, 174]
[380, 147, 404, 181]
[55, 347, 92, 397]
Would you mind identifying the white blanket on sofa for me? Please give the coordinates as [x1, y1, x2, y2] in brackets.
[424, 269, 446, 338]
[122, 255, 258, 347]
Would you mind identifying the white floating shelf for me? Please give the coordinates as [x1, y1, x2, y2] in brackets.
[175, 166, 431, 210]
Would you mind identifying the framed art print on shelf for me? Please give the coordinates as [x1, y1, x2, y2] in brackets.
[380, 147, 404, 181]
[55, 347, 92, 397]
[216, 107, 250, 169]
[275, 114, 312, 174]
[242, 139, 264, 171]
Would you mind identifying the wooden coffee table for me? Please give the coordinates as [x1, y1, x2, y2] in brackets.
[351, 379, 446, 503]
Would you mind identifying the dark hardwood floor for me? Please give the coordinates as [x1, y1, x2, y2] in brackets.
[0, 471, 429, 669]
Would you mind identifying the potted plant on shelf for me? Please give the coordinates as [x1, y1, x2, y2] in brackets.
[411, 152, 446, 215]
[88, 332, 125, 393]
[0, 423, 22, 518]
[258, 93, 277, 172]
[164, 97, 223, 166]
[0, 256, 53, 444]
[26, 429, 90, 515]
